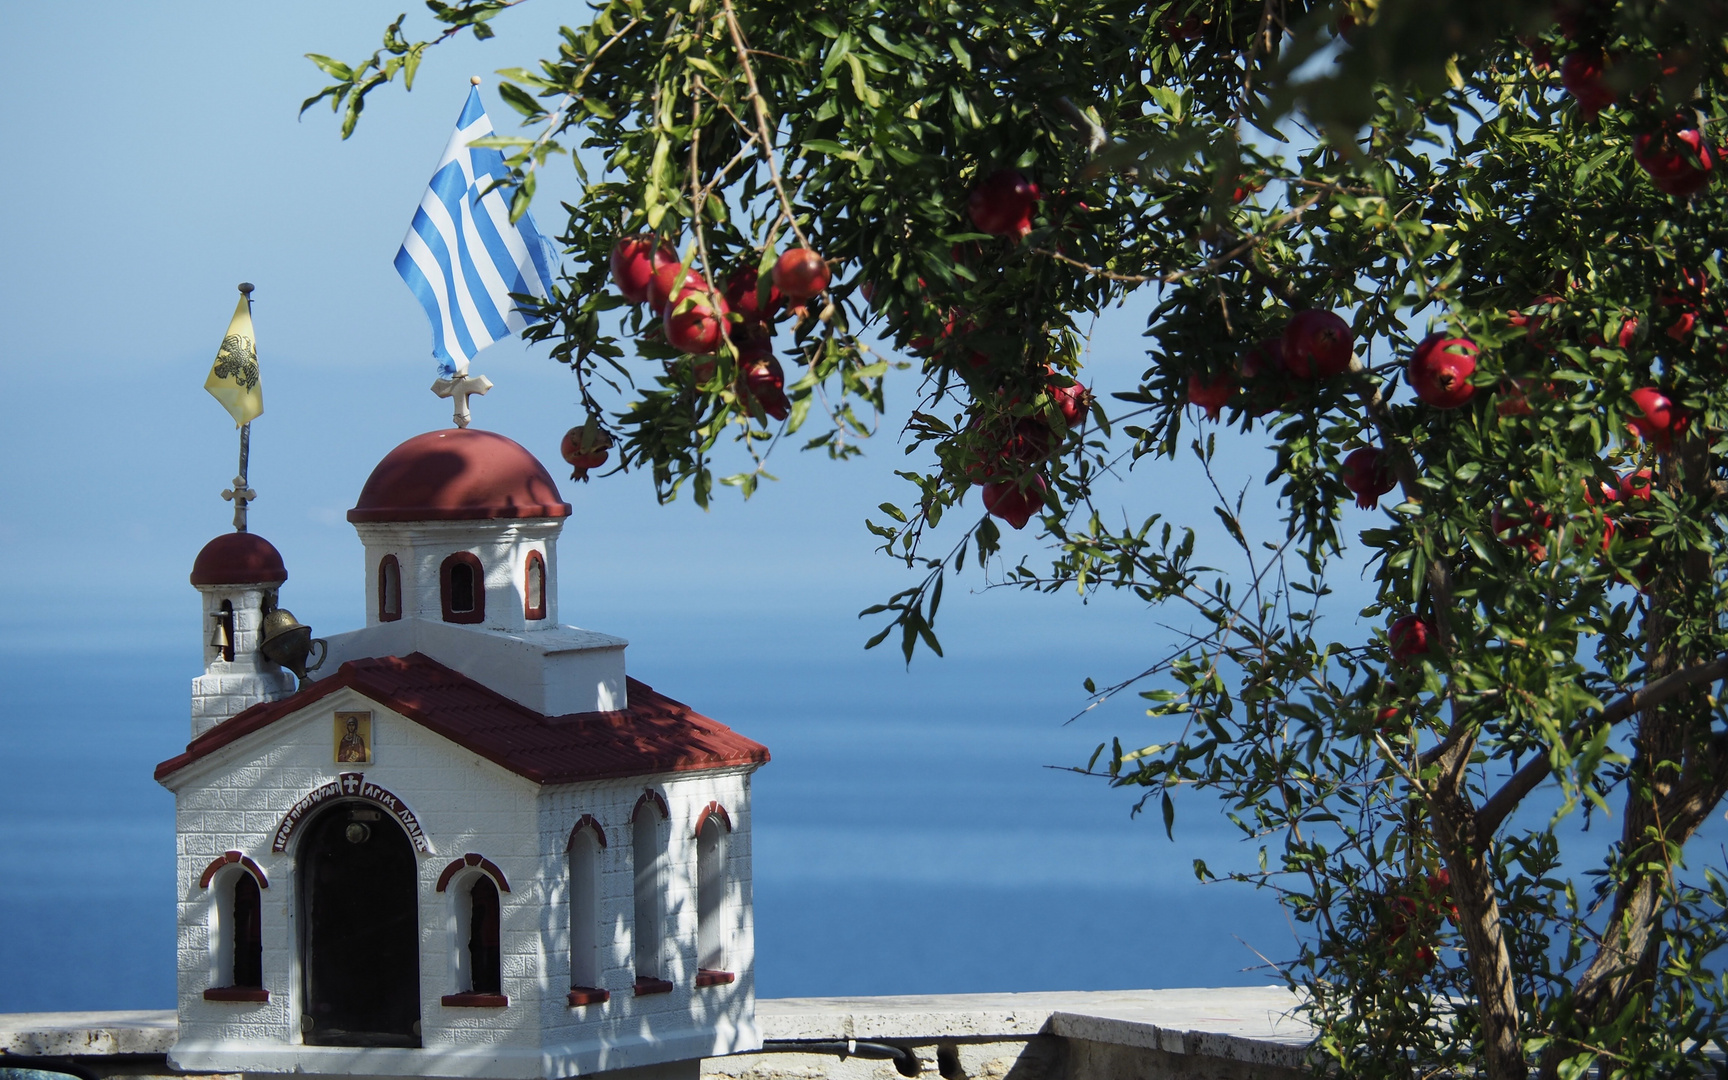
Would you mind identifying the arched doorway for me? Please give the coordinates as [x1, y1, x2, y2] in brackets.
[298, 800, 421, 1047]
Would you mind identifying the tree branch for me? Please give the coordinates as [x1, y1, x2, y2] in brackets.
[1473, 655, 1728, 839]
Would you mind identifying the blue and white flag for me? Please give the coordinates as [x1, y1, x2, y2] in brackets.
[396, 86, 559, 378]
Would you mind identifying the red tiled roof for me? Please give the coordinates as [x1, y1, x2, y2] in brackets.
[155, 653, 768, 784]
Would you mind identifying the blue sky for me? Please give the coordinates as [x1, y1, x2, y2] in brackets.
[0, 3, 1387, 1003]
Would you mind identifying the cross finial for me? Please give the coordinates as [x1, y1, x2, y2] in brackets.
[432, 373, 494, 429]
[222, 474, 258, 531]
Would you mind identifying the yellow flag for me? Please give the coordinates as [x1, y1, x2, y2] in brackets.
[205, 291, 263, 426]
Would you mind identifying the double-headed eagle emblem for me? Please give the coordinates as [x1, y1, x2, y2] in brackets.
[213, 333, 260, 390]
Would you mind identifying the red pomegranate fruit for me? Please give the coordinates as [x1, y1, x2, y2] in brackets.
[559, 424, 613, 481]
[982, 475, 1047, 530]
[742, 355, 790, 420]
[1627, 387, 1687, 451]
[1339, 446, 1396, 509]
[609, 235, 678, 304]
[1634, 125, 1715, 198]
[1389, 615, 1434, 664]
[772, 248, 831, 301]
[1408, 334, 1479, 409]
[663, 288, 730, 356]
[1187, 371, 1235, 420]
[1281, 310, 1354, 378]
[1509, 293, 1565, 350]
[968, 169, 1041, 238]
[648, 262, 706, 312]
[1492, 499, 1554, 561]
[1560, 50, 1615, 120]
[725, 266, 783, 325]
[1052, 380, 1091, 427]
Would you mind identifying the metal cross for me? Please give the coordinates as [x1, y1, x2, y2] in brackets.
[432, 373, 494, 429]
[222, 475, 258, 531]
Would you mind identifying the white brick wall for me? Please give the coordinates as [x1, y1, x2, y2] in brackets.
[189, 584, 297, 737]
[353, 520, 564, 634]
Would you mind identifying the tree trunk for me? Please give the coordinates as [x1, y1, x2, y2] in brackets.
[1430, 750, 1526, 1080]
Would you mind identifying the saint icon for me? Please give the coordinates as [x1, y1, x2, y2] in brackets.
[335, 712, 373, 764]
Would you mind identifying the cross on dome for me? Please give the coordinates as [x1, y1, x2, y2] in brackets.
[432, 372, 493, 429]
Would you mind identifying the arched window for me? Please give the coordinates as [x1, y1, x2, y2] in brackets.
[378, 555, 401, 622]
[212, 600, 236, 663]
[696, 809, 730, 982]
[467, 877, 502, 995]
[632, 794, 671, 994]
[233, 872, 263, 989]
[199, 852, 269, 1003]
[435, 855, 510, 1008]
[567, 818, 606, 1005]
[524, 551, 547, 621]
[439, 552, 485, 624]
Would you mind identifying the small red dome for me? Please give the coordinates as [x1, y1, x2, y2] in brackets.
[191, 532, 289, 587]
[348, 428, 572, 524]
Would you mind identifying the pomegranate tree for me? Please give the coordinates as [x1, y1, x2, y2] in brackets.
[318, 3, 1728, 1071]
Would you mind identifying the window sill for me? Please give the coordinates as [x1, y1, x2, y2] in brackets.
[567, 986, 611, 1007]
[633, 976, 674, 996]
[441, 992, 509, 1008]
[204, 986, 269, 1003]
[695, 969, 735, 988]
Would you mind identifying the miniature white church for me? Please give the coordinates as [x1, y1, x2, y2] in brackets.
[156, 422, 769, 1080]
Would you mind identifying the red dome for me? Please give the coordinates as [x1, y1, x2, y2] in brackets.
[191, 532, 289, 587]
[348, 428, 572, 523]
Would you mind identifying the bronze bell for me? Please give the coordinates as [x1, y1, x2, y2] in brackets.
[258, 607, 328, 687]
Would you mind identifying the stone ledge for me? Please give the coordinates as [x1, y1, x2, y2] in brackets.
[0, 1011, 177, 1057]
[0, 988, 1314, 1075]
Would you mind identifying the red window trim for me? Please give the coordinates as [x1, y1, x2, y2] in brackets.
[633, 976, 673, 996]
[198, 850, 268, 889]
[695, 969, 735, 988]
[378, 554, 402, 622]
[435, 852, 512, 894]
[524, 551, 547, 620]
[630, 790, 669, 823]
[204, 987, 269, 1003]
[440, 552, 485, 624]
[441, 992, 509, 1008]
[567, 814, 607, 850]
[567, 986, 611, 1007]
[693, 801, 732, 838]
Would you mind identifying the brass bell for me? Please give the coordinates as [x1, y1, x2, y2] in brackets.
[258, 607, 328, 687]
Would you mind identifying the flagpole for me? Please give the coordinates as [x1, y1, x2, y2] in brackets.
[223, 282, 258, 533]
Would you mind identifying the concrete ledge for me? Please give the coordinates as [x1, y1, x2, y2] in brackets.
[0, 989, 1314, 1079]
[0, 1011, 176, 1057]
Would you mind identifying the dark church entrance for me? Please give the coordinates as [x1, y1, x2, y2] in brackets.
[299, 801, 421, 1047]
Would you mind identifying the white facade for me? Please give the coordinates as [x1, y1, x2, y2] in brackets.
[161, 428, 765, 1080]
[161, 698, 758, 1078]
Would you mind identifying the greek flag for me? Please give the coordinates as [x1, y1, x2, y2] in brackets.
[396, 85, 558, 378]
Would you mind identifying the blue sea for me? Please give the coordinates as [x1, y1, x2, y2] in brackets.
[0, 632, 1290, 1012]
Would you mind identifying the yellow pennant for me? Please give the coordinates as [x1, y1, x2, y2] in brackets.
[205, 290, 262, 426]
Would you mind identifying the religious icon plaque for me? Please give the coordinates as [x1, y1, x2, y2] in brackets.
[335, 711, 373, 764]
